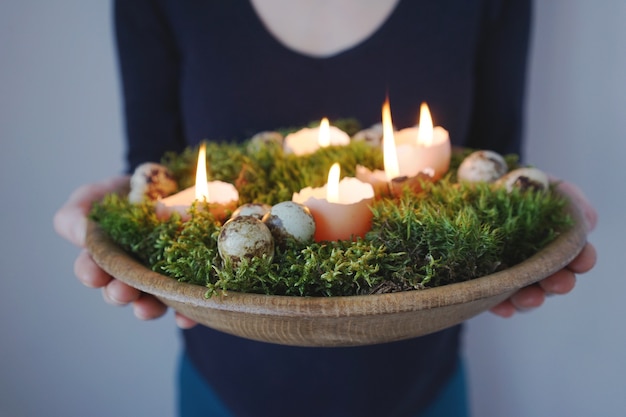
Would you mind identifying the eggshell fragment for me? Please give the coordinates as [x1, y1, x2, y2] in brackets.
[497, 167, 549, 192]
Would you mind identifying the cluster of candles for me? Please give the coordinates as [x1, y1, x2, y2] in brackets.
[158, 100, 451, 241]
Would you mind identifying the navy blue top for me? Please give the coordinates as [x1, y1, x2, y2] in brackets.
[114, 1, 530, 415]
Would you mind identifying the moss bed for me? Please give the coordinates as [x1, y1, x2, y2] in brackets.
[90, 122, 572, 298]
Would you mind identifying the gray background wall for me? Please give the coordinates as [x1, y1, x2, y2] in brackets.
[1, 1, 624, 416]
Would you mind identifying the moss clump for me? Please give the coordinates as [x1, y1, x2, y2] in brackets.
[209, 238, 395, 297]
[368, 180, 570, 288]
[90, 123, 572, 297]
[90, 194, 181, 266]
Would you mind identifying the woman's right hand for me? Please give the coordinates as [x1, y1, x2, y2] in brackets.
[53, 175, 197, 328]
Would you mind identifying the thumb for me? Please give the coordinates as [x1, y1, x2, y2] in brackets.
[53, 176, 129, 247]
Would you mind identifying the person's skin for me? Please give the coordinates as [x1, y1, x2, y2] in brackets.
[53, 175, 597, 328]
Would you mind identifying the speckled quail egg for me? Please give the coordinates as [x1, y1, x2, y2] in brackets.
[231, 203, 272, 220]
[247, 131, 284, 152]
[497, 167, 550, 192]
[217, 216, 275, 266]
[457, 150, 508, 183]
[128, 162, 178, 203]
[352, 123, 384, 147]
[262, 201, 316, 245]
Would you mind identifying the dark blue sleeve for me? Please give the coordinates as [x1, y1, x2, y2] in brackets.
[114, 0, 186, 171]
[466, 0, 531, 155]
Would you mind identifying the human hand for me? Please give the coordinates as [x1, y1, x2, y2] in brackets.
[490, 180, 598, 317]
[53, 176, 197, 329]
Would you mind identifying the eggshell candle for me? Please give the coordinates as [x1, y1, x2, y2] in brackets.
[293, 163, 375, 242]
[355, 165, 390, 196]
[393, 103, 451, 179]
[283, 118, 350, 155]
[157, 180, 239, 220]
[155, 144, 239, 220]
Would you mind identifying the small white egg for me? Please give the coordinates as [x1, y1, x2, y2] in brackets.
[218, 216, 275, 266]
[457, 150, 508, 183]
[497, 167, 549, 192]
[262, 201, 316, 244]
[128, 162, 178, 203]
[231, 203, 272, 220]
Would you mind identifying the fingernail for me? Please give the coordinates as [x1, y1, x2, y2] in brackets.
[102, 288, 124, 306]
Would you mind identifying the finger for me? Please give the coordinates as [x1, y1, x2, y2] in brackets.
[491, 242, 595, 318]
[538, 269, 577, 295]
[54, 204, 89, 247]
[175, 313, 198, 329]
[509, 284, 545, 311]
[74, 249, 113, 288]
[55, 184, 108, 246]
[133, 294, 168, 320]
[490, 299, 516, 318]
[102, 279, 141, 306]
[566, 243, 597, 274]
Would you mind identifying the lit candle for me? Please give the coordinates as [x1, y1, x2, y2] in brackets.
[393, 102, 451, 179]
[283, 118, 350, 155]
[355, 98, 401, 194]
[292, 163, 375, 241]
[156, 144, 239, 220]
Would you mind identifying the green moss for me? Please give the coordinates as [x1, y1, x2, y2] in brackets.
[91, 122, 572, 297]
[368, 181, 571, 288]
[90, 194, 180, 266]
[153, 203, 222, 286]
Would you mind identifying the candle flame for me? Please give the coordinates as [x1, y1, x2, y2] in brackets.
[318, 117, 330, 147]
[195, 143, 210, 200]
[326, 162, 341, 203]
[417, 102, 434, 146]
[382, 98, 400, 181]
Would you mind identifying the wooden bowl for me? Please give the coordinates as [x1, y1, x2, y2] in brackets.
[86, 193, 587, 347]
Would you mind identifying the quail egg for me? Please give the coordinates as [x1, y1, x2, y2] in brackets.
[262, 201, 316, 245]
[352, 123, 384, 147]
[457, 150, 508, 183]
[247, 131, 284, 153]
[218, 216, 275, 266]
[128, 162, 178, 203]
[231, 203, 272, 220]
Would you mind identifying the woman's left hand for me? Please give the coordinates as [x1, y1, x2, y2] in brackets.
[490, 180, 598, 317]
